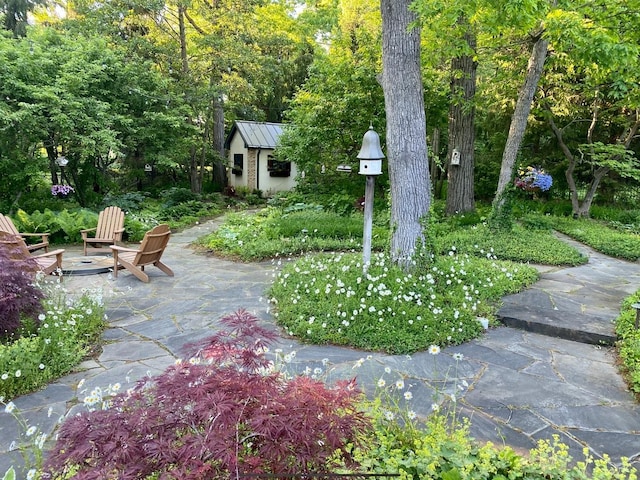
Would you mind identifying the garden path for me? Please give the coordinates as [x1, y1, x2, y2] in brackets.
[1, 218, 639, 474]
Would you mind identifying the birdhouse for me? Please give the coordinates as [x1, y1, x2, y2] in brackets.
[357, 126, 384, 176]
[451, 148, 461, 166]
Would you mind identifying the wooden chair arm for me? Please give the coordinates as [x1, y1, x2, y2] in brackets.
[110, 245, 139, 253]
[21, 232, 50, 239]
[35, 248, 65, 259]
[81, 227, 97, 234]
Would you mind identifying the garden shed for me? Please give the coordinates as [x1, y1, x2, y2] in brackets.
[224, 120, 297, 194]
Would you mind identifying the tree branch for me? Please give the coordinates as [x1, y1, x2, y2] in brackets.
[184, 9, 208, 36]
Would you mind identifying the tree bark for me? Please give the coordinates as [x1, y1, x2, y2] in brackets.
[380, 0, 430, 269]
[211, 92, 227, 189]
[445, 20, 476, 216]
[491, 32, 549, 218]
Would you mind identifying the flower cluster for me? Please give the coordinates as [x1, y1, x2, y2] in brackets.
[515, 166, 552, 192]
[51, 184, 74, 196]
[268, 250, 535, 354]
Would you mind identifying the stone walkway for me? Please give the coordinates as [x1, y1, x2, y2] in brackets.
[1, 218, 639, 475]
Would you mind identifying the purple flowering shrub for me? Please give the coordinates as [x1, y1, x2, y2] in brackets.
[514, 166, 553, 192]
[43, 309, 371, 479]
[0, 236, 44, 339]
[51, 184, 75, 196]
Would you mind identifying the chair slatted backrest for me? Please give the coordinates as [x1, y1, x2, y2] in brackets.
[134, 224, 171, 267]
[0, 231, 31, 258]
[96, 206, 125, 240]
[0, 214, 20, 236]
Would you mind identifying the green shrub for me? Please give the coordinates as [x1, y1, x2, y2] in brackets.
[12, 209, 96, 244]
[520, 212, 556, 230]
[157, 200, 207, 221]
[101, 192, 149, 212]
[270, 210, 370, 239]
[160, 187, 201, 207]
[356, 412, 637, 479]
[199, 209, 388, 261]
[122, 211, 158, 242]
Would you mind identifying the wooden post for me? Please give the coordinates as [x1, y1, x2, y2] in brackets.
[362, 175, 375, 272]
[633, 303, 640, 329]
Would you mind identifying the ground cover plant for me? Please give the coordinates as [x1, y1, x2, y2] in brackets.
[431, 221, 587, 266]
[0, 253, 106, 399]
[551, 216, 640, 261]
[616, 291, 640, 397]
[198, 207, 389, 261]
[269, 251, 539, 354]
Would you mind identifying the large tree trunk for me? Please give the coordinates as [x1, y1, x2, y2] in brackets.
[491, 32, 549, 223]
[445, 20, 476, 216]
[380, 0, 430, 269]
[212, 94, 227, 189]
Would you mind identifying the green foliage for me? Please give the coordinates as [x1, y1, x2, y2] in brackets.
[276, 3, 390, 196]
[269, 251, 538, 354]
[160, 187, 201, 208]
[0, 280, 105, 400]
[432, 222, 587, 266]
[273, 210, 370, 238]
[488, 188, 515, 232]
[199, 208, 388, 261]
[356, 411, 637, 479]
[11, 208, 90, 244]
[616, 292, 640, 397]
[156, 200, 206, 222]
[552, 217, 640, 261]
[101, 192, 149, 212]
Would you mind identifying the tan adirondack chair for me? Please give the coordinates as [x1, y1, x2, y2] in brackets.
[0, 213, 49, 253]
[81, 206, 125, 255]
[111, 224, 173, 283]
[0, 231, 64, 280]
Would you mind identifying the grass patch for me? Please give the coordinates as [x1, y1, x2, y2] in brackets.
[268, 251, 538, 354]
[432, 222, 587, 266]
[552, 216, 640, 261]
[198, 207, 389, 261]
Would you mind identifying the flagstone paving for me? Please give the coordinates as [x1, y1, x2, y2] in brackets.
[1, 218, 639, 475]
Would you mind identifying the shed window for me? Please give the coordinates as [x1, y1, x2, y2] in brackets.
[232, 154, 243, 176]
[267, 156, 291, 177]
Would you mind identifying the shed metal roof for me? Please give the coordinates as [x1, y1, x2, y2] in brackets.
[225, 121, 284, 150]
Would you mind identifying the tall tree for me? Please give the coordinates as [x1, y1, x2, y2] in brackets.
[380, 0, 430, 268]
[1, 0, 43, 37]
[491, 30, 549, 223]
[537, 0, 640, 217]
[277, 0, 384, 195]
[411, 1, 478, 215]
[445, 17, 476, 215]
